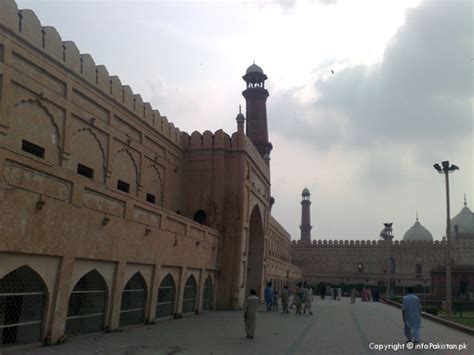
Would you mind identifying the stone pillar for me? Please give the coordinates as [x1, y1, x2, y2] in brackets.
[196, 268, 205, 313]
[175, 266, 187, 317]
[47, 256, 75, 344]
[146, 263, 161, 322]
[107, 261, 126, 331]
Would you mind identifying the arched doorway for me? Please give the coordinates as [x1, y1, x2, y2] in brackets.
[0, 266, 47, 346]
[202, 277, 213, 311]
[182, 275, 197, 313]
[156, 274, 176, 318]
[65, 270, 107, 336]
[119, 272, 146, 327]
[193, 210, 207, 225]
[246, 205, 265, 298]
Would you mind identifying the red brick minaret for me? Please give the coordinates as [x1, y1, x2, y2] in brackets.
[242, 63, 272, 158]
[300, 188, 312, 242]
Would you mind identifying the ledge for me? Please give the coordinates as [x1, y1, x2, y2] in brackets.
[382, 298, 474, 336]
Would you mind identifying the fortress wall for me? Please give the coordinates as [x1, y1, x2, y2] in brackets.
[291, 238, 474, 288]
[1, 0, 183, 146]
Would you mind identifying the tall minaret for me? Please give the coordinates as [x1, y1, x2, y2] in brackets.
[242, 63, 273, 158]
[300, 188, 312, 242]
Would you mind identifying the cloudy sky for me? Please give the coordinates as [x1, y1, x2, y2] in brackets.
[17, 0, 472, 241]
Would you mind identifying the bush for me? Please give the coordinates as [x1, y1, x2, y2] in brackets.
[423, 305, 439, 316]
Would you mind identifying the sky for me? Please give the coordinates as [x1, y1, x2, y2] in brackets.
[16, 0, 473, 241]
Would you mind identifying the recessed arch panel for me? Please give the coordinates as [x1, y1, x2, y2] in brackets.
[65, 270, 107, 336]
[0, 266, 47, 346]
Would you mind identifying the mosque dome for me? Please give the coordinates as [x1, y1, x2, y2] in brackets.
[246, 63, 264, 75]
[403, 216, 433, 241]
[302, 187, 310, 196]
[451, 198, 474, 235]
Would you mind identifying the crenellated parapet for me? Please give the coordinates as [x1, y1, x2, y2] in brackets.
[181, 129, 270, 178]
[182, 129, 233, 150]
[0, 0, 182, 145]
[291, 239, 460, 247]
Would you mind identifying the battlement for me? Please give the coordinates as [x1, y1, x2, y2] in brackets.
[181, 129, 270, 176]
[289, 239, 474, 247]
[0, 0, 183, 145]
[182, 130, 233, 150]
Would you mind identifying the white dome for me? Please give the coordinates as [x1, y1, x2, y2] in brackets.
[403, 219, 433, 241]
[451, 204, 474, 234]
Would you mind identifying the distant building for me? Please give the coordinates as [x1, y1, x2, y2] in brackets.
[292, 193, 474, 294]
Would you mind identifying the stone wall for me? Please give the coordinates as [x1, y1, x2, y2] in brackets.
[292, 239, 474, 290]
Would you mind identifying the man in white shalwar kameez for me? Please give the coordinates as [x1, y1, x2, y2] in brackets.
[402, 287, 422, 344]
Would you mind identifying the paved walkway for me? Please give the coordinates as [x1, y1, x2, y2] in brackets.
[17, 298, 473, 355]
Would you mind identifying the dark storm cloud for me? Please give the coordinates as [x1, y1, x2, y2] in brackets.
[271, 0, 472, 151]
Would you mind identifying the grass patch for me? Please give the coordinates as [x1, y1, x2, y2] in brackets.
[453, 318, 474, 328]
[438, 310, 474, 318]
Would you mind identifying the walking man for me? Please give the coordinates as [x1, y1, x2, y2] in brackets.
[243, 289, 259, 339]
[350, 288, 357, 304]
[303, 285, 313, 315]
[282, 285, 290, 314]
[402, 287, 422, 345]
[294, 282, 303, 314]
[264, 282, 273, 311]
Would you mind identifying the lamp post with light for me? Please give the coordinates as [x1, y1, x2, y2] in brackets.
[380, 223, 394, 297]
[433, 160, 459, 320]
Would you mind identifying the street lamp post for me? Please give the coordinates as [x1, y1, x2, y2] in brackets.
[380, 223, 393, 297]
[433, 161, 459, 320]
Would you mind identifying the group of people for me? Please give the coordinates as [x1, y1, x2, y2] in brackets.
[245, 283, 423, 345]
[244, 282, 314, 339]
[263, 282, 314, 316]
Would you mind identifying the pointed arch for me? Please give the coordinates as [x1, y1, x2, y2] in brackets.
[10, 99, 61, 165]
[246, 205, 265, 298]
[70, 127, 107, 183]
[113, 148, 139, 195]
[119, 272, 147, 327]
[143, 164, 163, 205]
[11, 99, 61, 144]
[71, 127, 107, 182]
[156, 273, 176, 318]
[182, 275, 197, 313]
[65, 270, 107, 336]
[0, 265, 47, 346]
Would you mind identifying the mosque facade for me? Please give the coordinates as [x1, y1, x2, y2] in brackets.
[292, 189, 474, 295]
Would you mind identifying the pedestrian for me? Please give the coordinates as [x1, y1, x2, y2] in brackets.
[264, 282, 273, 311]
[303, 285, 313, 315]
[294, 282, 303, 314]
[272, 291, 279, 311]
[402, 287, 422, 345]
[337, 287, 342, 301]
[367, 288, 373, 301]
[320, 283, 326, 300]
[281, 285, 290, 314]
[243, 289, 259, 339]
[351, 288, 357, 304]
